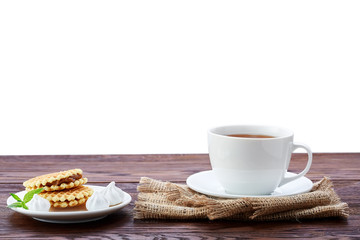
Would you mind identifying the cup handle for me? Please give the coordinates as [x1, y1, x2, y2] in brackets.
[279, 142, 312, 186]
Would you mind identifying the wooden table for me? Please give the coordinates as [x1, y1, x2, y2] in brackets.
[0, 153, 359, 239]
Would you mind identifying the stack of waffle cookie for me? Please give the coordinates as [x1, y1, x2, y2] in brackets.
[23, 169, 93, 208]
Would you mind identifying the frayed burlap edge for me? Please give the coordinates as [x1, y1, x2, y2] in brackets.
[134, 177, 349, 221]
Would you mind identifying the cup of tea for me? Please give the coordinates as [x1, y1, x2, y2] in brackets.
[208, 125, 312, 195]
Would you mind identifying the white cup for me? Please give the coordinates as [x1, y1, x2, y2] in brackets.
[208, 125, 312, 195]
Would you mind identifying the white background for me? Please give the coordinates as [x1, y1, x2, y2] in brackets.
[0, 0, 359, 155]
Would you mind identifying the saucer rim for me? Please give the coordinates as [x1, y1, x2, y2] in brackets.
[186, 170, 313, 198]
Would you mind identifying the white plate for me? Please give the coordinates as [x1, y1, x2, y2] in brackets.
[186, 170, 313, 198]
[6, 185, 132, 223]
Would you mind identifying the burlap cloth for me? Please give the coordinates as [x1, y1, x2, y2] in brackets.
[134, 177, 349, 221]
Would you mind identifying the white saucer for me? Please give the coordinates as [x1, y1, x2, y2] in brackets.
[6, 185, 132, 223]
[186, 170, 313, 198]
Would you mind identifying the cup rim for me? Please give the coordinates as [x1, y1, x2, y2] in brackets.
[208, 125, 294, 140]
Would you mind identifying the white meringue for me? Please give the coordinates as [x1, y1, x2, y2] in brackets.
[86, 191, 109, 211]
[27, 194, 51, 212]
[102, 181, 124, 206]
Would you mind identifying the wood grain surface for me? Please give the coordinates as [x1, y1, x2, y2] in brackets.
[0, 153, 359, 239]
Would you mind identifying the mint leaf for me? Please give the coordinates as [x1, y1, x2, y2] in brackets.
[10, 193, 22, 202]
[23, 188, 43, 203]
[21, 202, 29, 210]
[7, 202, 23, 208]
[8, 187, 44, 210]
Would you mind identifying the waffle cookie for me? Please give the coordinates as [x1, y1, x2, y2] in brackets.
[39, 185, 94, 208]
[23, 169, 88, 192]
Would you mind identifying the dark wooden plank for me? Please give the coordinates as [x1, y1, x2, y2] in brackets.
[0, 153, 359, 183]
[1, 205, 358, 239]
[0, 153, 359, 239]
[1, 179, 359, 239]
[0, 154, 209, 183]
